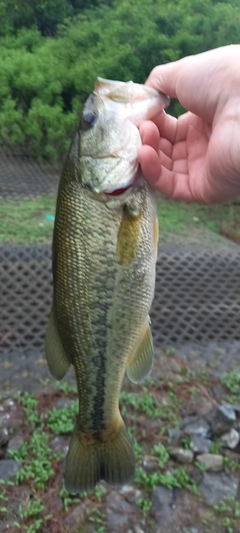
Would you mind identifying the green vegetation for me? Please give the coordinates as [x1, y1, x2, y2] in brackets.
[221, 369, 240, 403]
[0, 196, 56, 244]
[0, 0, 240, 161]
[1, 194, 239, 245]
[135, 464, 198, 493]
[157, 200, 240, 241]
[47, 399, 78, 434]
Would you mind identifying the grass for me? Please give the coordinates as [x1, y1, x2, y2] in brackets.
[0, 196, 56, 244]
[1, 195, 240, 245]
[157, 199, 240, 240]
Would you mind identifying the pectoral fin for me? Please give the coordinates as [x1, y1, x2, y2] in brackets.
[45, 307, 71, 380]
[127, 322, 154, 384]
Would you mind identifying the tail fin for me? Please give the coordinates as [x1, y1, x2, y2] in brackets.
[64, 421, 135, 493]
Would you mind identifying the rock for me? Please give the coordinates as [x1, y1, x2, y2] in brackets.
[0, 522, 16, 532]
[134, 527, 145, 533]
[187, 465, 204, 486]
[54, 497, 64, 511]
[196, 453, 223, 472]
[169, 447, 194, 464]
[190, 435, 211, 454]
[50, 436, 70, 455]
[120, 485, 143, 504]
[63, 503, 86, 530]
[207, 405, 236, 436]
[7, 435, 24, 455]
[181, 417, 211, 439]
[143, 455, 159, 473]
[199, 472, 239, 505]
[54, 398, 76, 410]
[0, 459, 22, 481]
[221, 428, 240, 449]
[106, 498, 134, 530]
[151, 486, 174, 528]
[6, 485, 30, 517]
[168, 428, 181, 445]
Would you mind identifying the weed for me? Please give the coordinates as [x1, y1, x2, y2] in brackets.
[57, 381, 77, 394]
[59, 485, 80, 511]
[210, 440, 222, 454]
[165, 346, 176, 357]
[223, 457, 240, 471]
[14, 429, 58, 488]
[221, 370, 240, 395]
[47, 399, 78, 434]
[194, 460, 206, 473]
[16, 392, 42, 426]
[136, 497, 152, 517]
[95, 484, 107, 501]
[212, 497, 240, 533]
[87, 507, 106, 530]
[181, 435, 191, 450]
[152, 443, 169, 468]
[19, 496, 44, 518]
[135, 465, 198, 493]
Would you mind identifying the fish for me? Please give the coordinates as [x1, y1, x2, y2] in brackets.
[45, 77, 169, 493]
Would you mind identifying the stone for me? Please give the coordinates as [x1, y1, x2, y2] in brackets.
[169, 447, 194, 464]
[106, 499, 133, 530]
[0, 522, 16, 532]
[181, 417, 211, 439]
[199, 472, 239, 505]
[7, 435, 24, 454]
[143, 455, 159, 473]
[207, 405, 236, 436]
[190, 435, 211, 454]
[50, 435, 70, 455]
[151, 486, 174, 528]
[196, 453, 223, 472]
[120, 484, 143, 504]
[54, 398, 76, 410]
[134, 527, 145, 533]
[221, 428, 240, 449]
[0, 459, 21, 481]
[63, 503, 86, 530]
[54, 497, 64, 511]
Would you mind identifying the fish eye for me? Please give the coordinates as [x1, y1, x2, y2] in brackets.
[82, 111, 97, 129]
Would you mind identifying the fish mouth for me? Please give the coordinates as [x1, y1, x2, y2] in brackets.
[106, 185, 131, 196]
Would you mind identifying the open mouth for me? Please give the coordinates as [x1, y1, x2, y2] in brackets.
[106, 185, 131, 196]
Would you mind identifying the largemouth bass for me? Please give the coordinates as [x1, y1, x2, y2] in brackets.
[45, 78, 169, 493]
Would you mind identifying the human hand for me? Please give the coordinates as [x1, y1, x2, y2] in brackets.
[139, 45, 240, 203]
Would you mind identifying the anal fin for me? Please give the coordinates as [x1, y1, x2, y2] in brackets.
[127, 322, 154, 384]
[45, 306, 71, 380]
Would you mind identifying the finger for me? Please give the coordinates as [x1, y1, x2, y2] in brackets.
[150, 165, 196, 202]
[145, 50, 232, 120]
[138, 145, 161, 183]
[139, 121, 160, 152]
[159, 137, 172, 158]
[152, 111, 178, 145]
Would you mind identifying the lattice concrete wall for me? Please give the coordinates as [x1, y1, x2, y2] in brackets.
[0, 150, 59, 198]
[1, 244, 240, 354]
